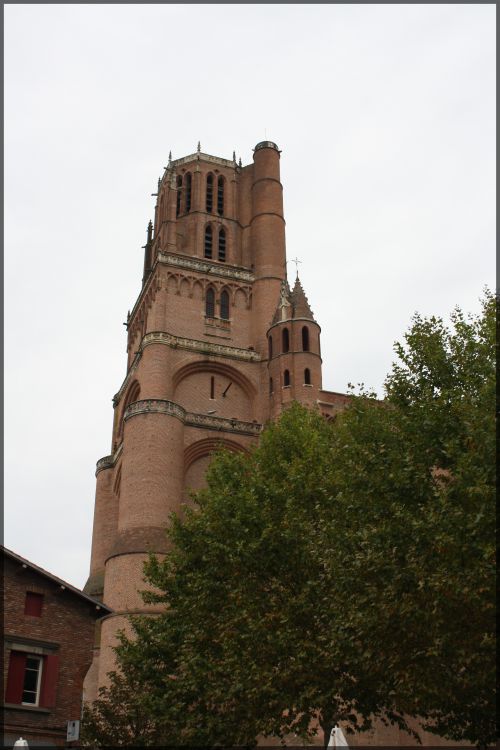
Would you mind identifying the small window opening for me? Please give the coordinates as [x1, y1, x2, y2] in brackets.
[22, 656, 42, 705]
[220, 290, 230, 320]
[282, 328, 290, 353]
[204, 226, 213, 259]
[218, 228, 226, 262]
[185, 173, 192, 212]
[304, 368, 311, 385]
[25, 592, 43, 617]
[206, 288, 215, 317]
[206, 174, 213, 213]
[217, 176, 224, 216]
[176, 176, 182, 217]
[269, 377, 273, 394]
[268, 336, 273, 359]
[284, 370, 291, 387]
[210, 376, 215, 399]
[302, 326, 310, 352]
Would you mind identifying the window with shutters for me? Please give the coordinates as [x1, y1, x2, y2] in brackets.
[218, 227, 226, 262]
[206, 174, 214, 213]
[204, 226, 213, 259]
[25, 592, 43, 617]
[220, 290, 230, 320]
[217, 176, 224, 215]
[185, 172, 192, 212]
[5, 650, 59, 708]
[176, 176, 182, 217]
[205, 288, 215, 318]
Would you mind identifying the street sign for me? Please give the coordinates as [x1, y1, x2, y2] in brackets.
[66, 720, 80, 742]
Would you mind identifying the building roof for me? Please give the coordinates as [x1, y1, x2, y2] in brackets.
[1, 546, 113, 615]
[271, 276, 317, 326]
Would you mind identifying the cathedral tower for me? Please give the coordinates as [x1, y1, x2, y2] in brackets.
[83, 141, 344, 699]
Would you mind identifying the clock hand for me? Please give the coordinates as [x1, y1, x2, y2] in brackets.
[222, 381, 233, 397]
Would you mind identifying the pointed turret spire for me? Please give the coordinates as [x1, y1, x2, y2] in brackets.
[290, 276, 316, 321]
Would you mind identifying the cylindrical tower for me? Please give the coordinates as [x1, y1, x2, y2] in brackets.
[250, 141, 286, 354]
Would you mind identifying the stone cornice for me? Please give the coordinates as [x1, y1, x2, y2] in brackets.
[158, 252, 254, 283]
[113, 332, 260, 408]
[124, 399, 262, 436]
[142, 331, 261, 362]
[95, 442, 123, 476]
[170, 152, 238, 170]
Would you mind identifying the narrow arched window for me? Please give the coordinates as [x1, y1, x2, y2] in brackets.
[204, 226, 213, 259]
[185, 173, 192, 212]
[176, 176, 182, 217]
[220, 290, 230, 320]
[268, 336, 273, 359]
[284, 369, 290, 387]
[217, 176, 224, 216]
[206, 288, 215, 317]
[218, 228, 226, 262]
[269, 377, 273, 394]
[206, 174, 213, 213]
[282, 327, 289, 353]
[302, 326, 310, 352]
[304, 368, 311, 385]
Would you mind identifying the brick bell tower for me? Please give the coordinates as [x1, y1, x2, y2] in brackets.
[83, 141, 334, 699]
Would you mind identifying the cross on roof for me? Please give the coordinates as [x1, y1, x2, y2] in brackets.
[287, 257, 302, 277]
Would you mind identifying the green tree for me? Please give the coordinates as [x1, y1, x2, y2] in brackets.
[82, 292, 495, 748]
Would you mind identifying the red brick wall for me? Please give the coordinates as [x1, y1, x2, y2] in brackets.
[3, 556, 105, 747]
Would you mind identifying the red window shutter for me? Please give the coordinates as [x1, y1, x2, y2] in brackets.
[5, 651, 26, 704]
[25, 592, 44, 616]
[39, 654, 59, 707]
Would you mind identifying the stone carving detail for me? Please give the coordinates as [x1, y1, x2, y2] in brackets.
[170, 152, 236, 170]
[123, 399, 262, 436]
[142, 331, 260, 362]
[124, 399, 186, 422]
[96, 442, 123, 476]
[159, 252, 254, 283]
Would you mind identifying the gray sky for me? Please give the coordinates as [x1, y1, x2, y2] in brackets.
[5, 4, 495, 589]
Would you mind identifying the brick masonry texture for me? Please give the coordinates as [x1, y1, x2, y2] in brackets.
[2, 554, 107, 747]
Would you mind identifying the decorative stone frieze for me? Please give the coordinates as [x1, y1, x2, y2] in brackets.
[123, 398, 262, 436]
[170, 152, 236, 170]
[158, 251, 254, 283]
[141, 331, 261, 362]
[95, 442, 123, 476]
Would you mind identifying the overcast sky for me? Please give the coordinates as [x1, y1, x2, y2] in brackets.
[4, 4, 495, 589]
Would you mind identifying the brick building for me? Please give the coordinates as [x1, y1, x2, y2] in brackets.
[83, 140, 349, 699]
[2, 546, 111, 748]
[81, 141, 462, 746]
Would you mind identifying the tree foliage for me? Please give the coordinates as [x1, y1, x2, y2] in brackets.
[82, 292, 495, 748]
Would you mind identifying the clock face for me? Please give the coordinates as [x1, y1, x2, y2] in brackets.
[174, 372, 252, 422]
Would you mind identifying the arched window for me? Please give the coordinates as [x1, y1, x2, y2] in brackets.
[269, 377, 273, 394]
[304, 368, 311, 385]
[282, 327, 290, 353]
[206, 288, 215, 318]
[284, 369, 290, 387]
[217, 176, 224, 216]
[218, 228, 226, 262]
[206, 174, 213, 213]
[176, 176, 182, 217]
[204, 226, 213, 258]
[220, 290, 230, 320]
[185, 173, 192, 212]
[268, 336, 273, 359]
[302, 326, 310, 352]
